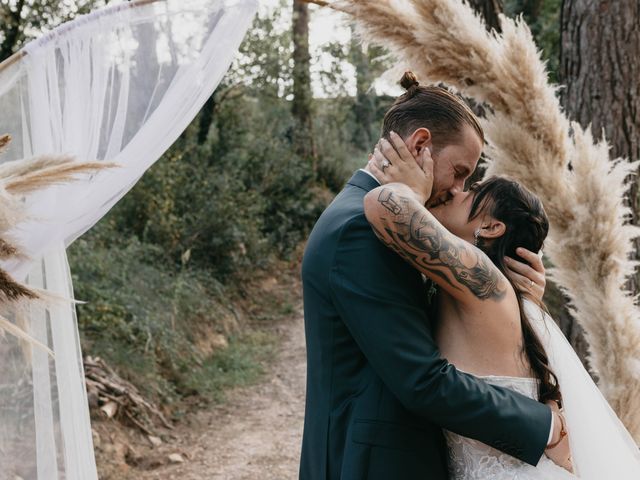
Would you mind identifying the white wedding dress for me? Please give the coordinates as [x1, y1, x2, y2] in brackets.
[444, 300, 640, 479]
[445, 375, 575, 479]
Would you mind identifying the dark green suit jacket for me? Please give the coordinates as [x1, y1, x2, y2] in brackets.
[299, 170, 551, 479]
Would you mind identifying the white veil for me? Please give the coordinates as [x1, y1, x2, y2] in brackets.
[0, 0, 257, 478]
[525, 300, 640, 478]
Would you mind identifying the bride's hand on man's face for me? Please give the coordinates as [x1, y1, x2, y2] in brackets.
[368, 131, 434, 205]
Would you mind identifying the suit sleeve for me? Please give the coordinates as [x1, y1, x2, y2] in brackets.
[329, 216, 552, 466]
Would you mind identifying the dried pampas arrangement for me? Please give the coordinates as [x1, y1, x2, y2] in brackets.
[0, 133, 114, 356]
[303, 0, 640, 440]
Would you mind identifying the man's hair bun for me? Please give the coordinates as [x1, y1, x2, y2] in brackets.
[400, 71, 419, 90]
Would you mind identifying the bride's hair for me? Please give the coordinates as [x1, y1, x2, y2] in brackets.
[469, 176, 562, 404]
[381, 71, 484, 151]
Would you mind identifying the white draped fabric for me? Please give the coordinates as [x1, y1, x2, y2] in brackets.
[0, 0, 257, 477]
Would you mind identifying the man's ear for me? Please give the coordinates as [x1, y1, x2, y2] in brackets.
[480, 219, 506, 240]
[407, 128, 433, 158]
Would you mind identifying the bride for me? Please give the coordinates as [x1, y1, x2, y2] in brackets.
[364, 131, 640, 478]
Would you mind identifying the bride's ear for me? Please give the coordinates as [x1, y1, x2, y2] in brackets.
[479, 219, 506, 240]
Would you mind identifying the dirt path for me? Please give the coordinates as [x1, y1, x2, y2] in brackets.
[138, 313, 306, 480]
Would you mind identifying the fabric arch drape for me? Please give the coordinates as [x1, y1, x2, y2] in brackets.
[0, 0, 257, 478]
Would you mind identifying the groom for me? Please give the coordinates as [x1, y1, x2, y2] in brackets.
[300, 84, 564, 479]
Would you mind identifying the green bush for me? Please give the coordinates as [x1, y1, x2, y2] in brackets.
[69, 231, 236, 402]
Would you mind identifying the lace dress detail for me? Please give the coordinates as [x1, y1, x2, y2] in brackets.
[444, 375, 576, 479]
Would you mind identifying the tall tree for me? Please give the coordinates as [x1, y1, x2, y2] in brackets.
[561, 1, 639, 168]
[198, 6, 294, 145]
[292, 0, 316, 169]
[559, 0, 640, 368]
[348, 26, 390, 151]
[349, 26, 376, 151]
[468, 0, 504, 31]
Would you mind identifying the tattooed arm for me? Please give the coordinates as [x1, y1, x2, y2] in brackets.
[364, 183, 510, 304]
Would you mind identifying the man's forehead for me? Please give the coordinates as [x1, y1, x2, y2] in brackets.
[458, 139, 483, 169]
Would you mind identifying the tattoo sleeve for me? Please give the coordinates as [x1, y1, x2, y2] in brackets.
[367, 186, 507, 302]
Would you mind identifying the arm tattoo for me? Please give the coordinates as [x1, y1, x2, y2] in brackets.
[373, 188, 506, 301]
[378, 188, 402, 215]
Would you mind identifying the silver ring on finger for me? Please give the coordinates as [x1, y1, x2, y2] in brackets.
[382, 159, 390, 171]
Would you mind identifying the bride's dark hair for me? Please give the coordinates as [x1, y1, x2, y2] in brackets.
[469, 176, 562, 404]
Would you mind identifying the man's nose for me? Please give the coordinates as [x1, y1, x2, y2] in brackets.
[454, 176, 468, 193]
[449, 182, 463, 196]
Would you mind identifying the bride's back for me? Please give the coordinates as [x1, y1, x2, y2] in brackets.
[434, 289, 532, 379]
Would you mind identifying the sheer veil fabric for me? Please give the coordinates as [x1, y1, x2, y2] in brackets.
[525, 300, 640, 478]
[0, 0, 257, 478]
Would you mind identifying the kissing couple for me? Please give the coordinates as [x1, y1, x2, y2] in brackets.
[300, 72, 640, 479]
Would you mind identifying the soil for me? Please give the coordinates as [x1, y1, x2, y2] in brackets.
[122, 311, 307, 480]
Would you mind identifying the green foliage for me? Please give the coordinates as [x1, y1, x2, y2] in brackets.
[226, 0, 294, 99]
[504, 0, 562, 82]
[314, 97, 368, 191]
[349, 33, 390, 151]
[0, 0, 107, 60]
[69, 230, 235, 402]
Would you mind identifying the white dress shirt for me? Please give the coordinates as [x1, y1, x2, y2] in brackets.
[359, 168, 381, 185]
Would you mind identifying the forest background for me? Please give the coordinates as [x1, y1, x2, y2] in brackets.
[1, 0, 638, 468]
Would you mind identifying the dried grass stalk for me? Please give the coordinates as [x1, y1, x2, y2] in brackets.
[0, 188, 27, 233]
[0, 313, 54, 357]
[0, 268, 38, 302]
[0, 142, 117, 353]
[0, 133, 11, 154]
[4, 161, 115, 194]
[0, 154, 76, 179]
[0, 238, 19, 258]
[334, 0, 640, 439]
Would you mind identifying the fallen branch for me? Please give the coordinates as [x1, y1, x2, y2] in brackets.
[84, 356, 173, 435]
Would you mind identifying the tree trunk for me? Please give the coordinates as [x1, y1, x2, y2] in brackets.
[350, 25, 376, 151]
[560, 1, 639, 165]
[467, 0, 504, 32]
[558, 0, 640, 370]
[197, 95, 216, 145]
[292, 0, 316, 169]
